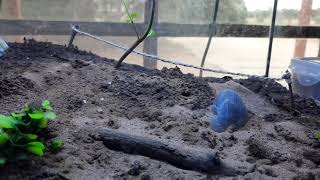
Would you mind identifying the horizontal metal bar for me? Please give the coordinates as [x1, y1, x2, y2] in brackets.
[1, 20, 320, 38]
[0, 20, 145, 36]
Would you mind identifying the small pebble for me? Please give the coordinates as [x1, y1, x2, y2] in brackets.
[96, 107, 103, 114]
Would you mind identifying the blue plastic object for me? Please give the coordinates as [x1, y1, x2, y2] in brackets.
[0, 38, 9, 57]
[210, 89, 249, 133]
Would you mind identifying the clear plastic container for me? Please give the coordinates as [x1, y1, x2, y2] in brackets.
[290, 58, 320, 104]
[0, 37, 9, 57]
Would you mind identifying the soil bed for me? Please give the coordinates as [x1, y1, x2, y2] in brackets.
[0, 40, 319, 180]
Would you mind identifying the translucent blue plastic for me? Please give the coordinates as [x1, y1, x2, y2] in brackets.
[0, 38, 9, 57]
[210, 89, 249, 133]
[290, 58, 320, 104]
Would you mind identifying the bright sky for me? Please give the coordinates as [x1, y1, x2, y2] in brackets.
[244, 0, 320, 11]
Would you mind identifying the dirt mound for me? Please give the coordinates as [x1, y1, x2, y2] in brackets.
[0, 75, 34, 98]
[206, 76, 320, 115]
[106, 70, 214, 110]
[0, 41, 319, 180]
[237, 77, 320, 115]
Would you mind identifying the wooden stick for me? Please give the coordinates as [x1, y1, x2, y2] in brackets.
[97, 128, 235, 175]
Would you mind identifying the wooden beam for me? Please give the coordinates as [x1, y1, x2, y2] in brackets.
[7, 0, 23, 42]
[1, 20, 320, 38]
[294, 0, 313, 57]
[7, 0, 22, 18]
[0, 20, 145, 36]
[143, 0, 158, 69]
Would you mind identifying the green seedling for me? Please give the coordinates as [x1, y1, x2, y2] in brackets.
[50, 139, 64, 153]
[0, 100, 56, 166]
[123, 0, 156, 38]
[126, 11, 138, 23]
[147, 29, 156, 37]
[315, 132, 320, 141]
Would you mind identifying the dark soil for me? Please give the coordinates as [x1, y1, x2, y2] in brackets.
[237, 77, 320, 115]
[0, 40, 319, 180]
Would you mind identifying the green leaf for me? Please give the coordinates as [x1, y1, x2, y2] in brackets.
[0, 158, 6, 166]
[13, 119, 29, 126]
[147, 29, 156, 37]
[42, 100, 50, 107]
[44, 112, 56, 120]
[25, 134, 38, 141]
[27, 142, 45, 149]
[51, 139, 64, 153]
[23, 104, 30, 113]
[42, 100, 52, 110]
[26, 141, 45, 156]
[316, 132, 320, 141]
[28, 113, 44, 120]
[129, 12, 138, 20]
[11, 113, 24, 120]
[123, 0, 137, 23]
[0, 130, 9, 145]
[0, 115, 15, 129]
[38, 119, 48, 129]
[26, 146, 44, 156]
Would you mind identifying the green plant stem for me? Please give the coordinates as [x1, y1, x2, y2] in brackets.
[123, 0, 140, 39]
[116, 0, 156, 68]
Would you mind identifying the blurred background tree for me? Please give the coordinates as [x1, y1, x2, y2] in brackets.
[159, 0, 248, 24]
[0, 0, 319, 26]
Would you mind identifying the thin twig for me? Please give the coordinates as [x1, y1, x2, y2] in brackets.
[116, 0, 155, 68]
[199, 0, 220, 77]
[123, 0, 140, 39]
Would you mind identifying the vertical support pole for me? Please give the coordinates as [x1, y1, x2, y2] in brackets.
[68, 26, 79, 48]
[318, 42, 320, 57]
[294, 0, 313, 58]
[199, 0, 220, 77]
[265, 0, 278, 77]
[7, 0, 22, 18]
[143, 0, 158, 69]
[283, 71, 296, 114]
[7, 0, 23, 42]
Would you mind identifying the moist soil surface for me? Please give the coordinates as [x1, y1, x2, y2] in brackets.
[0, 40, 319, 180]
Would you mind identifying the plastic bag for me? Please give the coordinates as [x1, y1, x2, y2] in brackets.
[210, 89, 249, 133]
[290, 58, 320, 104]
[290, 58, 320, 86]
[0, 37, 9, 57]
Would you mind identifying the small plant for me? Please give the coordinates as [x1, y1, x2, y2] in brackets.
[50, 139, 64, 153]
[116, 0, 156, 68]
[315, 132, 320, 141]
[0, 100, 56, 166]
[123, 0, 156, 38]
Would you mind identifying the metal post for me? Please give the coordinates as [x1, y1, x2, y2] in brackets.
[265, 0, 278, 77]
[199, 0, 220, 77]
[68, 25, 79, 48]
